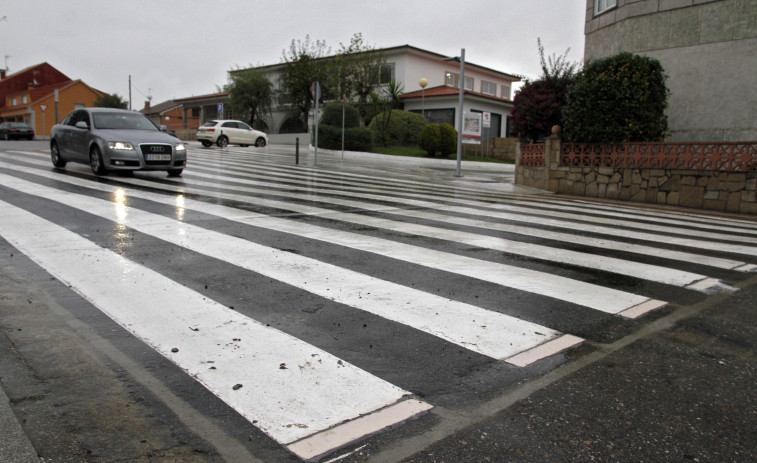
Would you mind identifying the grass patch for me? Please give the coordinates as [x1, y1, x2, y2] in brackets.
[371, 145, 512, 164]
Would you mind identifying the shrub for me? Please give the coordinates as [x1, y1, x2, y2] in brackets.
[368, 110, 427, 146]
[510, 77, 574, 142]
[418, 123, 441, 156]
[562, 52, 669, 143]
[316, 102, 373, 151]
[320, 101, 361, 128]
[316, 124, 374, 151]
[439, 123, 458, 156]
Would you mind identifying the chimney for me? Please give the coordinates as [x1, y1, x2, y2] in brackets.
[0, 69, 6, 79]
[144, 100, 150, 110]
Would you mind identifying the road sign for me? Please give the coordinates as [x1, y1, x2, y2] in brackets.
[310, 81, 321, 101]
[217, 103, 223, 114]
[40, 105, 47, 112]
[483, 112, 491, 128]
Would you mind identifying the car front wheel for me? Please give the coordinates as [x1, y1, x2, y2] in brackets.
[255, 137, 267, 147]
[50, 142, 67, 168]
[89, 146, 107, 175]
[167, 168, 183, 177]
[201, 140, 213, 147]
[217, 136, 228, 148]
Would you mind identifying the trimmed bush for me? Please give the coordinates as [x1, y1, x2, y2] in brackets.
[439, 123, 458, 156]
[320, 102, 361, 128]
[562, 52, 669, 143]
[418, 123, 441, 156]
[316, 124, 374, 151]
[368, 110, 427, 146]
[316, 102, 373, 151]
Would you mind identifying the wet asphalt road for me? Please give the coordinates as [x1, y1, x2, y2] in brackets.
[0, 140, 755, 462]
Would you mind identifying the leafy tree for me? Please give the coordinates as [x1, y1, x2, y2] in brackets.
[225, 68, 273, 129]
[510, 39, 579, 142]
[511, 79, 572, 142]
[280, 35, 330, 130]
[328, 33, 388, 125]
[364, 80, 404, 145]
[93, 93, 128, 109]
[562, 52, 669, 143]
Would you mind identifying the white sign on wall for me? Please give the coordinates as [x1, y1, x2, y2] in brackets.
[462, 112, 482, 145]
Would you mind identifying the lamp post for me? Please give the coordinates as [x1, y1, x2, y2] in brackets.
[419, 77, 428, 120]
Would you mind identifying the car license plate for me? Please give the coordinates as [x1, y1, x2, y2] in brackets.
[145, 154, 171, 161]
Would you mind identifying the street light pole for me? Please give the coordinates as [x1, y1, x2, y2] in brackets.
[456, 48, 465, 177]
[419, 77, 428, 120]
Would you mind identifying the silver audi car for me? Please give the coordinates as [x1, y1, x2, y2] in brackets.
[50, 108, 187, 176]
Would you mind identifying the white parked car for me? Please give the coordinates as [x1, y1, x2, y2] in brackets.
[197, 120, 268, 148]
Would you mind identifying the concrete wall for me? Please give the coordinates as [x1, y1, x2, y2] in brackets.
[584, 0, 757, 141]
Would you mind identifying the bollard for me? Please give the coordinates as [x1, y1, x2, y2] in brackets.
[295, 138, 299, 165]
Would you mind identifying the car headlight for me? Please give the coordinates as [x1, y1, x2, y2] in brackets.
[108, 141, 135, 151]
[175, 144, 186, 151]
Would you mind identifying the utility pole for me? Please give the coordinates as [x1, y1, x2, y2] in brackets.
[128, 75, 132, 111]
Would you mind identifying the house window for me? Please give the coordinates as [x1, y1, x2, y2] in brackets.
[22, 96, 28, 104]
[371, 63, 395, 85]
[501, 84, 511, 100]
[445, 72, 473, 91]
[595, 0, 616, 15]
[11, 97, 17, 105]
[481, 81, 496, 96]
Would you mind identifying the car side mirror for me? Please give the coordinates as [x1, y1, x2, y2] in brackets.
[75, 121, 89, 129]
[160, 125, 168, 132]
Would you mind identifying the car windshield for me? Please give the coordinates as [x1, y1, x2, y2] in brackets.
[93, 113, 159, 131]
[9, 122, 30, 128]
[201, 121, 218, 127]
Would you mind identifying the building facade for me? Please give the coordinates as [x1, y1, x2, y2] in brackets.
[584, 0, 757, 141]
[0, 62, 104, 138]
[227, 45, 520, 144]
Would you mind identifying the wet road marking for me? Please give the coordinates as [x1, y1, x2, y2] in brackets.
[0, 199, 427, 449]
[0, 173, 568, 361]
[0, 165, 670, 315]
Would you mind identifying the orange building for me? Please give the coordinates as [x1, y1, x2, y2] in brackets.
[1, 80, 104, 137]
[0, 62, 104, 137]
[140, 99, 200, 133]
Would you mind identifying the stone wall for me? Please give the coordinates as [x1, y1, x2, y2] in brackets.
[515, 136, 757, 215]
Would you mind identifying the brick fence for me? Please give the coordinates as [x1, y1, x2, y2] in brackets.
[515, 132, 757, 215]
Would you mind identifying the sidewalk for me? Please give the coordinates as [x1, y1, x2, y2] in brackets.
[0, 385, 39, 462]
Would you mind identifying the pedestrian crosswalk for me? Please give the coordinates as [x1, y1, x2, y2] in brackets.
[1, 146, 755, 460]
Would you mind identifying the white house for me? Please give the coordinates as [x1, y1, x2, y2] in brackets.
[177, 45, 520, 145]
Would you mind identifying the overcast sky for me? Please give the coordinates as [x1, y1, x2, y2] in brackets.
[1, 0, 586, 108]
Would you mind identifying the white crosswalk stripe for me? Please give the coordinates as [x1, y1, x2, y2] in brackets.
[1, 147, 755, 460]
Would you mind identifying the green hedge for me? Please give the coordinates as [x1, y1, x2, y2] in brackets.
[321, 102, 361, 128]
[562, 52, 669, 143]
[316, 124, 374, 151]
[439, 123, 457, 156]
[368, 110, 427, 146]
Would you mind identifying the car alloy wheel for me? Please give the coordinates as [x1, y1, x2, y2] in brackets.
[90, 146, 107, 175]
[255, 137, 266, 147]
[217, 136, 228, 148]
[50, 142, 67, 168]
